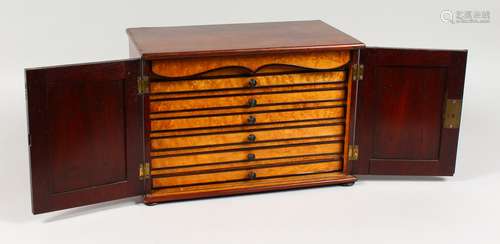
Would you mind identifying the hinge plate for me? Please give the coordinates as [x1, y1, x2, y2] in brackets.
[137, 76, 149, 94]
[443, 99, 462, 129]
[348, 145, 359, 161]
[139, 163, 150, 180]
[352, 64, 364, 81]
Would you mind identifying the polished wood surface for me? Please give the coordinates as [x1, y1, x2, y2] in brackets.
[25, 20, 469, 212]
[150, 100, 346, 119]
[150, 118, 345, 138]
[151, 51, 350, 77]
[151, 141, 343, 168]
[150, 71, 345, 94]
[151, 154, 341, 175]
[153, 161, 342, 187]
[127, 20, 364, 60]
[150, 89, 345, 112]
[151, 124, 344, 150]
[149, 82, 346, 100]
[146, 172, 357, 203]
[151, 136, 344, 158]
[353, 48, 467, 175]
[26, 59, 143, 214]
[151, 107, 345, 131]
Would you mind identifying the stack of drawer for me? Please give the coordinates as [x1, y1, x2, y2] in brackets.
[147, 70, 348, 196]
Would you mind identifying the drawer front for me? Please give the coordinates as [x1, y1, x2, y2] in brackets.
[151, 141, 343, 168]
[151, 124, 344, 150]
[150, 107, 345, 131]
[151, 154, 342, 176]
[150, 118, 344, 138]
[149, 71, 345, 94]
[150, 51, 350, 78]
[150, 89, 345, 112]
[152, 161, 342, 188]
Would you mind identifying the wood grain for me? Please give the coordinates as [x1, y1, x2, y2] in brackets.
[127, 20, 364, 60]
[151, 124, 344, 150]
[151, 154, 341, 175]
[150, 118, 345, 137]
[151, 51, 350, 77]
[150, 107, 345, 131]
[150, 101, 346, 119]
[149, 82, 346, 100]
[353, 48, 467, 176]
[151, 141, 343, 168]
[152, 161, 342, 188]
[26, 59, 144, 214]
[146, 172, 357, 204]
[150, 136, 344, 157]
[150, 89, 345, 112]
[149, 71, 345, 94]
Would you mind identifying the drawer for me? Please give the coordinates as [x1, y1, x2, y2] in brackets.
[150, 118, 344, 138]
[150, 51, 350, 78]
[151, 136, 343, 157]
[151, 141, 343, 168]
[151, 124, 344, 150]
[151, 154, 342, 176]
[152, 160, 342, 188]
[150, 100, 345, 119]
[150, 107, 345, 131]
[149, 82, 345, 100]
[149, 71, 345, 94]
[150, 89, 345, 112]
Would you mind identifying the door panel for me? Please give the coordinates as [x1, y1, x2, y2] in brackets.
[26, 59, 143, 214]
[352, 48, 466, 175]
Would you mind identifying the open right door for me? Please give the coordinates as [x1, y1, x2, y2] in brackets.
[352, 48, 467, 175]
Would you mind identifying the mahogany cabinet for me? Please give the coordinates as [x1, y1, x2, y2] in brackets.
[25, 20, 467, 214]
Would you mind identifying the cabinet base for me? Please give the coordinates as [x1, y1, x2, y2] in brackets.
[144, 172, 357, 205]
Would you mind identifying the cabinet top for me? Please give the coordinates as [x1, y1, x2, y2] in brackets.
[126, 20, 364, 60]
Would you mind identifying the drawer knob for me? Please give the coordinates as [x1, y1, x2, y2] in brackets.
[247, 134, 256, 142]
[247, 115, 256, 125]
[248, 171, 257, 180]
[248, 79, 257, 88]
[247, 153, 256, 161]
[247, 98, 257, 107]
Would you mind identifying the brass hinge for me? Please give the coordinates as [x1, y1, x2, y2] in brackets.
[352, 64, 364, 81]
[139, 162, 150, 180]
[348, 145, 359, 161]
[137, 76, 149, 94]
[443, 99, 462, 129]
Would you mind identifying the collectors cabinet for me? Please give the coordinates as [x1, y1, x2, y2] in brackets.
[25, 20, 467, 214]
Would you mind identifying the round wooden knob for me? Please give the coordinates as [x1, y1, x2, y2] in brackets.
[247, 115, 256, 125]
[248, 171, 257, 180]
[247, 98, 257, 107]
[247, 153, 256, 160]
[248, 79, 257, 88]
[247, 134, 256, 142]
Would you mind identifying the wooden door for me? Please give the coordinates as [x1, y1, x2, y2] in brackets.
[351, 48, 467, 175]
[26, 59, 144, 214]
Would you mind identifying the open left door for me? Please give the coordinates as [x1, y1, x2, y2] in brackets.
[352, 48, 467, 175]
[26, 59, 144, 214]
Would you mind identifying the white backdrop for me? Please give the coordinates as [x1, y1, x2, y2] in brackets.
[1, 0, 499, 243]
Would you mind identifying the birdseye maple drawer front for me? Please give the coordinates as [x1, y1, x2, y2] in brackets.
[150, 89, 345, 112]
[152, 161, 343, 188]
[150, 51, 350, 78]
[149, 71, 346, 94]
[151, 124, 344, 150]
[150, 106, 345, 131]
[151, 141, 344, 168]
